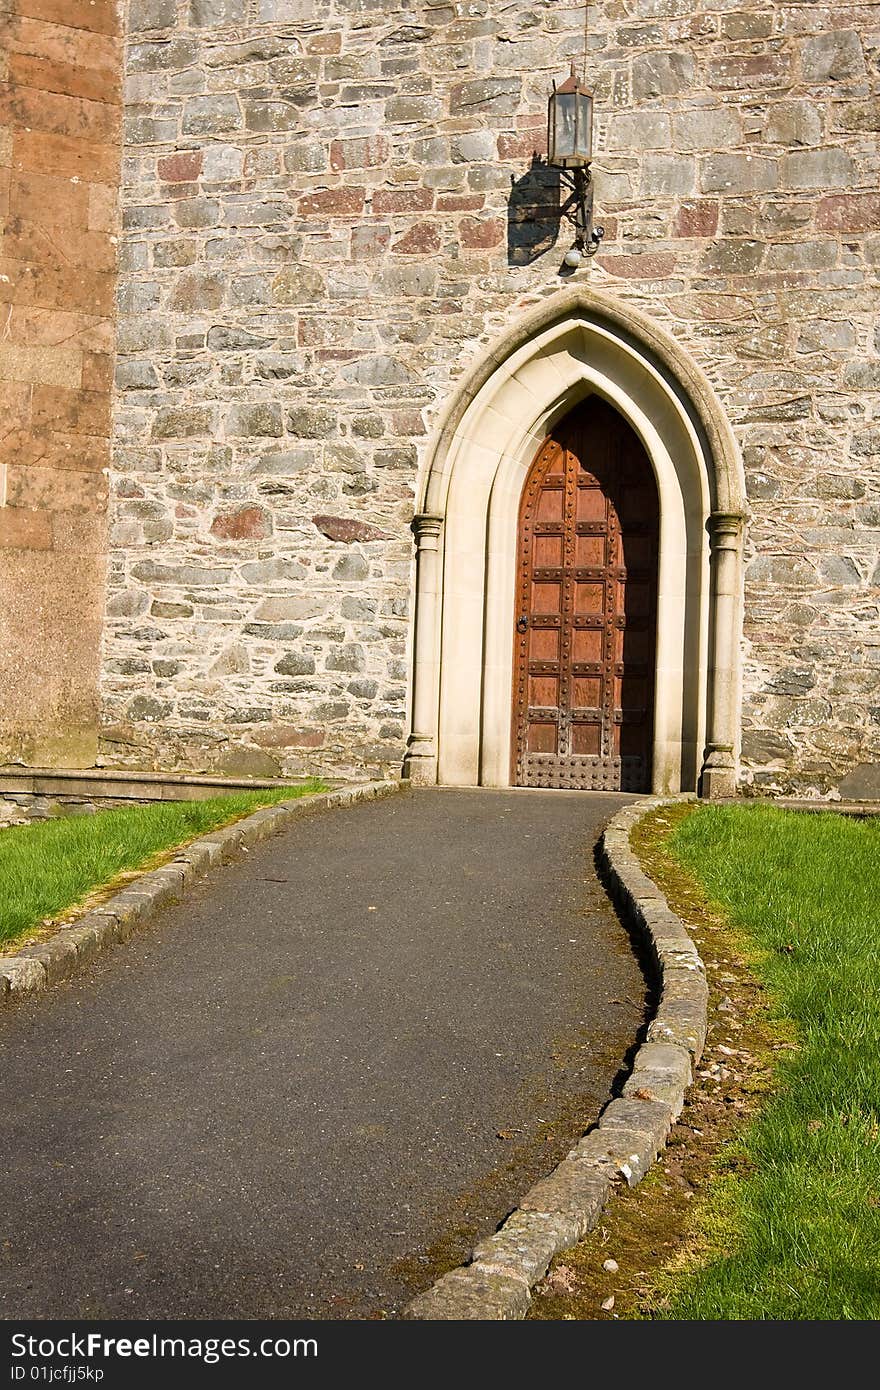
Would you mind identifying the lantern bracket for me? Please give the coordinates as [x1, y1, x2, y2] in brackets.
[557, 165, 604, 256]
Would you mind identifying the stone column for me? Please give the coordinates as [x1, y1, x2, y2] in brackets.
[403, 514, 444, 785]
[701, 511, 746, 799]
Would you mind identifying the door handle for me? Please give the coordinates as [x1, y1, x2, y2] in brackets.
[516, 616, 528, 633]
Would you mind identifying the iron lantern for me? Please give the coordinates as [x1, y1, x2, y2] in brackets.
[547, 66, 593, 169]
[547, 64, 603, 263]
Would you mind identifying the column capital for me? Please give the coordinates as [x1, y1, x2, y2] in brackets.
[708, 510, 746, 548]
[411, 513, 443, 546]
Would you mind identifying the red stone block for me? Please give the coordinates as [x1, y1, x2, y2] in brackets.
[598, 252, 677, 279]
[497, 131, 545, 161]
[0, 383, 33, 441]
[460, 216, 505, 249]
[210, 506, 272, 541]
[330, 135, 389, 172]
[298, 187, 365, 217]
[6, 15, 118, 71]
[81, 351, 113, 393]
[674, 200, 719, 238]
[158, 151, 203, 184]
[816, 193, 880, 232]
[9, 168, 90, 230]
[3, 427, 109, 472]
[6, 462, 107, 514]
[0, 81, 121, 144]
[372, 187, 433, 214]
[307, 33, 341, 54]
[312, 515, 388, 543]
[0, 258, 115, 315]
[437, 193, 484, 212]
[390, 410, 426, 436]
[392, 222, 440, 255]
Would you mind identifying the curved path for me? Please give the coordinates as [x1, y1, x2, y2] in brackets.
[0, 787, 646, 1319]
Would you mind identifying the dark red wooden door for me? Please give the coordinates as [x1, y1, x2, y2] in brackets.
[511, 396, 659, 792]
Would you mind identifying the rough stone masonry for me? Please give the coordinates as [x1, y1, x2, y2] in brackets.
[1, 1, 878, 797]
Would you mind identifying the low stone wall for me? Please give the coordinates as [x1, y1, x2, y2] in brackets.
[0, 767, 334, 827]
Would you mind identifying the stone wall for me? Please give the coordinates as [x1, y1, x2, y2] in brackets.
[0, 0, 122, 767]
[105, 0, 879, 795]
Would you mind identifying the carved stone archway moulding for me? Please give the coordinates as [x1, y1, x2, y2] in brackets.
[405, 287, 748, 798]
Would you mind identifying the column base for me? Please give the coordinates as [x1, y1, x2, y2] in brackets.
[699, 747, 738, 800]
[402, 737, 438, 786]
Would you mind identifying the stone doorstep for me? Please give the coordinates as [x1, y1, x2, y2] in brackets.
[404, 794, 707, 1321]
[0, 781, 402, 1004]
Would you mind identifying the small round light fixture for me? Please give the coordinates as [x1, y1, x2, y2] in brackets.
[563, 246, 583, 268]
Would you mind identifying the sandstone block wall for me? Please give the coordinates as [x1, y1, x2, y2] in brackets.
[0, 0, 122, 767]
[98, 1, 880, 795]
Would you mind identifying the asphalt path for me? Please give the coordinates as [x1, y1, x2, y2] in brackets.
[0, 787, 647, 1319]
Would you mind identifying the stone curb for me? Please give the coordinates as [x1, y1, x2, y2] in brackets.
[0, 781, 402, 1008]
[404, 795, 705, 1320]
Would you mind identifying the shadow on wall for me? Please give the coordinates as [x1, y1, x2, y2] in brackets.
[507, 156, 562, 266]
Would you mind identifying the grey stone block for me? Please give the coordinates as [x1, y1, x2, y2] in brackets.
[622, 1069, 688, 1118]
[644, 908, 698, 954]
[180, 841, 219, 873]
[404, 1266, 530, 1320]
[74, 909, 123, 949]
[648, 999, 707, 1060]
[139, 866, 185, 906]
[166, 857, 199, 888]
[0, 956, 47, 996]
[58, 923, 103, 964]
[198, 828, 246, 864]
[239, 809, 283, 844]
[598, 1096, 674, 1150]
[632, 50, 695, 98]
[801, 30, 865, 82]
[570, 1127, 656, 1186]
[17, 936, 79, 984]
[632, 1041, 693, 1085]
[838, 762, 880, 800]
[470, 1210, 581, 1285]
[519, 1155, 611, 1231]
[662, 967, 710, 1008]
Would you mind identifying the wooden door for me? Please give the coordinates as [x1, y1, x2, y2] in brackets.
[511, 396, 659, 792]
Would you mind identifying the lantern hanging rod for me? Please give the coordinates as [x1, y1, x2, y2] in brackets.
[558, 166, 604, 257]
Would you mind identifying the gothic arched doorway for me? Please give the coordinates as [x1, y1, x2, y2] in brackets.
[511, 397, 659, 792]
[405, 288, 746, 799]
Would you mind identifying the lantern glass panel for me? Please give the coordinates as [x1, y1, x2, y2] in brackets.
[548, 83, 593, 169]
[577, 92, 593, 162]
[553, 91, 576, 163]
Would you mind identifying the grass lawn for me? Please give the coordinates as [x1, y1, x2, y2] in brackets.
[0, 782, 326, 952]
[653, 803, 880, 1320]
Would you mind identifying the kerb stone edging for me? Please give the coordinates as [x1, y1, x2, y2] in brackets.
[0, 781, 402, 1007]
[404, 794, 706, 1320]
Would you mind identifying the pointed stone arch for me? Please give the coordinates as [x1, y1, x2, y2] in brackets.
[405, 287, 747, 797]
